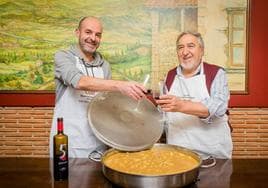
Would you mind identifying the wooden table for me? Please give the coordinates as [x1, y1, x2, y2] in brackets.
[0, 158, 267, 188]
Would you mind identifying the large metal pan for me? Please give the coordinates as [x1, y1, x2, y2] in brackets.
[89, 143, 202, 188]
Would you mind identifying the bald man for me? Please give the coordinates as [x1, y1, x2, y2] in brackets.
[49, 17, 146, 158]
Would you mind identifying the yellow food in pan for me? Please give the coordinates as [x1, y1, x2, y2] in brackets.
[103, 147, 199, 176]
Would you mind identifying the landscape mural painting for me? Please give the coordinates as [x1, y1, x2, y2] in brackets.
[0, 0, 248, 93]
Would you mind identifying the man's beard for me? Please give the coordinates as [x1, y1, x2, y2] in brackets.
[180, 61, 196, 71]
[180, 58, 202, 75]
[79, 40, 99, 54]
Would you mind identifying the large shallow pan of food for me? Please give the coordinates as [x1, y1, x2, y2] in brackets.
[89, 143, 202, 188]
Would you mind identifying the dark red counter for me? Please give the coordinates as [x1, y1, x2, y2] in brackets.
[0, 158, 267, 188]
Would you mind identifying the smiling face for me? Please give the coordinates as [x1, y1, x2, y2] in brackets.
[176, 33, 204, 76]
[75, 17, 102, 59]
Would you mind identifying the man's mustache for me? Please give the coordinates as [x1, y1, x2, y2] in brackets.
[85, 38, 98, 45]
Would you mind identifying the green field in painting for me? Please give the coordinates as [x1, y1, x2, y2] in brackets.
[0, 0, 151, 90]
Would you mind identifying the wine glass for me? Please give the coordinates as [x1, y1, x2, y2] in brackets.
[152, 81, 168, 120]
[134, 74, 150, 112]
[152, 90, 160, 100]
[152, 81, 169, 140]
[152, 80, 166, 100]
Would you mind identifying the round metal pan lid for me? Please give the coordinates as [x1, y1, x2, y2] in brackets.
[88, 91, 163, 151]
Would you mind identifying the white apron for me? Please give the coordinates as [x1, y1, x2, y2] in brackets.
[49, 57, 105, 158]
[167, 72, 232, 159]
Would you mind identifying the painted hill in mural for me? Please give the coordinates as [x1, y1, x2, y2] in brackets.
[0, 0, 151, 91]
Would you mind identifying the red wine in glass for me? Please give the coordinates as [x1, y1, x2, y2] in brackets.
[153, 92, 160, 100]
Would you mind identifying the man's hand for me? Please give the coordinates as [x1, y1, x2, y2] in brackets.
[156, 94, 209, 117]
[117, 81, 147, 100]
[156, 95, 183, 112]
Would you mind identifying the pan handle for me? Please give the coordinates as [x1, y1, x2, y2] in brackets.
[201, 156, 216, 168]
[88, 150, 103, 162]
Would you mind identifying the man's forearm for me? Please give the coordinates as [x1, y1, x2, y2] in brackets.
[76, 76, 119, 91]
[179, 100, 209, 118]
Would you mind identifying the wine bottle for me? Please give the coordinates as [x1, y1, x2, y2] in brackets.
[53, 117, 68, 181]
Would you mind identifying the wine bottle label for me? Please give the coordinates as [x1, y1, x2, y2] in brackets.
[59, 144, 67, 161]
[54, 143, 68, 180]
